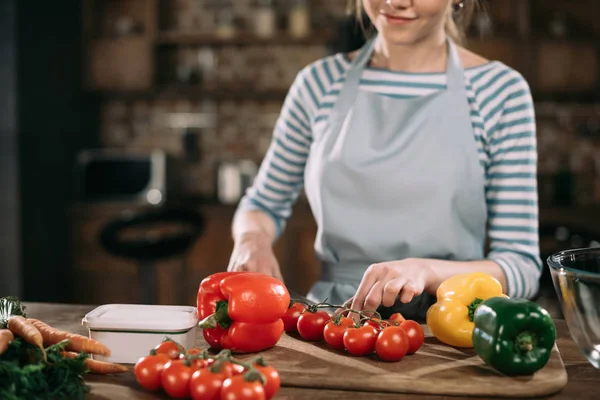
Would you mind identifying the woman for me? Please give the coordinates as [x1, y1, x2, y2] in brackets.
[227, 0, 541, 320]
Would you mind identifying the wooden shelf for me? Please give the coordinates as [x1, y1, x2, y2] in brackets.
[156, 30, 335, 46]
[85, 85, 289, 101]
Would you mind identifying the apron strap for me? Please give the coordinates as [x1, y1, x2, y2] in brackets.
[445, 39, 466, 92]
[330, 37, 376, 127]
[332, 36, 466, 124]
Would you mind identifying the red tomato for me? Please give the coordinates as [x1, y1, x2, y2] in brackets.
[221, 374, 266, 400]
[253, 364, 280, 399]
[134, 353, 170, 391]
[363, 318, 391, 332]
[154, 340, 182, 359]
[282, 302, 306, 332]
[182, 347, 203, 356]
[297, 310, 331, 341]
[218, 361, 246, 377]
[399, 320, 425, 354]
[375, 326, 409, 362]
[387, 312, 406, 325]
[323, 317, 354, 349]
[189, 368, 227, 400]
[190, 358, 215, 372]
[343, 325, 378, 356]
[161, 360, 193, 398]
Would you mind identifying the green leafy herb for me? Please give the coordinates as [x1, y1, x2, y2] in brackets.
[0, 337, 91, 400]
[0, 296, 27, 329]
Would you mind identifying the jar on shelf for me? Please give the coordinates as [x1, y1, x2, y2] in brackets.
[288, 0, 311, 38]
[254, 0, 277, 38]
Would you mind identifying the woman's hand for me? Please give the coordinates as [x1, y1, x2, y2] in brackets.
[227, 231, 284, 281]
[350, 258, 439, 313]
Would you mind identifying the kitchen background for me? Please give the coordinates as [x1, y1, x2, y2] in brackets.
[1, 0, 599, 316]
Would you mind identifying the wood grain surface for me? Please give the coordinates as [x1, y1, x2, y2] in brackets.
[22, 302, 600, 400]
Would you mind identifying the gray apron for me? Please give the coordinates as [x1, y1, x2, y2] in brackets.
[303, 36, 487, 321]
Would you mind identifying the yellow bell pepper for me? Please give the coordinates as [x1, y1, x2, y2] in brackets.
[426, 272, 507, 348]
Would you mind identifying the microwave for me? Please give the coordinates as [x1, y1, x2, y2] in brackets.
[74, 149, 176, 205]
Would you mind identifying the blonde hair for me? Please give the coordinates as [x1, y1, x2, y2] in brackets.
[350, 0, 480, 45]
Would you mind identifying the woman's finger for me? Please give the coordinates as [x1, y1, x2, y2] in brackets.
[350, 265, 381, 313]
[382, 278, 406, 307]
[362, 281, 385, 317]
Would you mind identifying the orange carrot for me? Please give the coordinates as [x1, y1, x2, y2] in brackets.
[28, 318, 111, 356]
[61, 351, 128, 374]
[0, 329, 14, 355]
[7, 316, 46, 360]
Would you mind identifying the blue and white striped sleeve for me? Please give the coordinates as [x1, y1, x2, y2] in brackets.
[484, 71, 542, 299]
[235, 70, 314, 238]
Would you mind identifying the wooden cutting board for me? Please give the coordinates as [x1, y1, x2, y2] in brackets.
[227, 325, 568, 398]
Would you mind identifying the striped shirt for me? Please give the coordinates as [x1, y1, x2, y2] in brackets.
[237, 53, 541, 299]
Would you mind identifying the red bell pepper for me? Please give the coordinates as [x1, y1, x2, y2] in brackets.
[197, 271, 290, 353]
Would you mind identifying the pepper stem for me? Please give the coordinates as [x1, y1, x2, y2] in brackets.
[467, 298, 484, 322]
[515, 331, 535, 354]
[198, 301, 232, 329]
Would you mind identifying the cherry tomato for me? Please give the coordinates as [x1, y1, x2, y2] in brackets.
[375, 326, 409, 362]
[323, 317, 354, 350]
[190, 358, 215, 372]
[253, 363, 280, 400]
[387, 312, 406, 325]
[282, 302, 306, 332]
[161, 360, 193, 398]
[134, 353, 170, 391]
[189, 368, 227, 400]
[297, 310, 331, 341]
[363, 318, 390, 332]
[218, 361, 246, 377]
[343, 325, 378, 356]
[180, 347, 203, 358]
[221, 374, 266, 400]
[154, 339, 182, 359]
[399, 320, 425, 354]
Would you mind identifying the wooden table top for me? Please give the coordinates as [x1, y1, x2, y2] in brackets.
[23, 302, 600, 400]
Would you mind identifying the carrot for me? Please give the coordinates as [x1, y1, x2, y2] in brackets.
[28, 318, 111, 356]
[61, 351, 128, 374]
[7, 316, 46, 360]
[0, 329, 14, 355]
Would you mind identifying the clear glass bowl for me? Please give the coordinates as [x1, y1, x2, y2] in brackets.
[547, 247, 600, 368]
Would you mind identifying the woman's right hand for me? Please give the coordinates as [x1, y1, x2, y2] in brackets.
[227, 231, 284, 281]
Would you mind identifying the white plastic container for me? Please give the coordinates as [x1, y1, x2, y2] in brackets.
[82, 304, 199, 364]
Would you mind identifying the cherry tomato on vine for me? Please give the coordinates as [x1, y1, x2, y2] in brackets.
[179, 347, 203, 359]
[189, 357, 215, 372]
[363, 318, 390, 332]
[297, 310, 331, 341]
[253, 363, 281, 399]
[161, 359, 193, 398]
[282, 302, 306, 332]
[375, 326, 409, 362]
[387, 312, 406, 325]
[134, 353, 170, 391]
[323, 317, 354, 349]
[189, 368, 228, 400]
[221, 374, 266, 400]
[154, 340, 182, 359]
[343, 325, 378, 356]
[399, 320, 425, 354]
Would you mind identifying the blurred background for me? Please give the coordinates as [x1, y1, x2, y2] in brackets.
[1, 0, 599, 315]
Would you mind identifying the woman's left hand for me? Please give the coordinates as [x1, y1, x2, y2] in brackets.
[349, 258, 438, 313]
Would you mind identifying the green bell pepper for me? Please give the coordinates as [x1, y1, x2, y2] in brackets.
[472, 296, 556, 376]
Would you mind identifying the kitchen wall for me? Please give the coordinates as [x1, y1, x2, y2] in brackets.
[0, 0, 21, 298]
